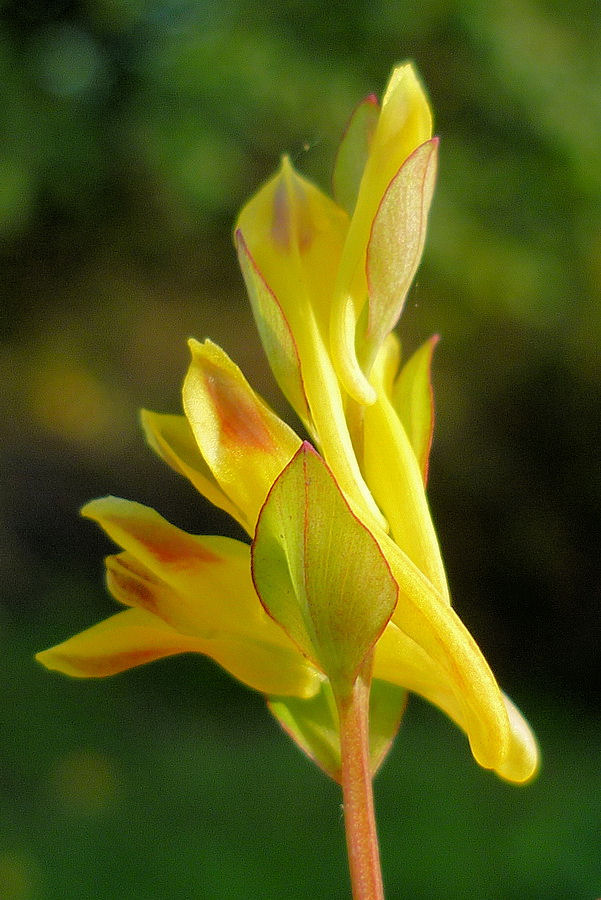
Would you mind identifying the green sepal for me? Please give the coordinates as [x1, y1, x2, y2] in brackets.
[252, 442, 398, 698]
[332, 94, 380, 216]
[269, 678, 407, 782]
[362, 137, 438, 371]
[269, 679, 340, 780]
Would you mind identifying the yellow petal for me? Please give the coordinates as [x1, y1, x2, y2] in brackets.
[366, 63, 433, 226]
[392, 335, 439, 484]
[82, 495, 223, 580]
[374, 621, 539, 783]
[183, 338, 300, 530]
[328, 288, 377, 406]
[376, 533, 521, 776]
[83, 496, 304, 650]
[140, 410, 248, 530]
[499, 693, 540, 784]
[36, 607, 212, 678]
[235, 231, 312, 431]
[36, 606, 320, 697]
[105, 546, 261, 640]
[236, 156, 348, 342]
[236, 159, 386, 531]
[331, 62, 432, 402]
[298, 310, 388, 533]
[363, 338, 449, 601]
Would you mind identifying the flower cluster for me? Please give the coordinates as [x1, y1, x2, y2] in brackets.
[37, 64, 538, 784]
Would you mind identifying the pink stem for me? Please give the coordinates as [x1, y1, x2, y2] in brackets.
[336, 663, 385, 900]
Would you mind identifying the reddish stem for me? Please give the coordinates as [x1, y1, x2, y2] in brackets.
[336, 663, 385, 900]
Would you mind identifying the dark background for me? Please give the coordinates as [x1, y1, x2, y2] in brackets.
[1, 1, 600, 897]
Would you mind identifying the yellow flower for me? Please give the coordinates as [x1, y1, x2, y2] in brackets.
[37, 341, 318, 699]
[37, 63, 538, 786]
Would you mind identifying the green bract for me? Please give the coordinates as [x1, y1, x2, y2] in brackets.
[252, 442, 398, 698]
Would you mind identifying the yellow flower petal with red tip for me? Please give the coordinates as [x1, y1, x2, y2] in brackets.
[140, 409, 247, 530]
[40, 497, 321, 697]
[236, 160, 387, 533]
[392, 335, 439, 484]
[82, 497, 296, 645]
[236, 155, 348, 342]
[105, 545, 283, 646]
[183, 338, 300, 531]
[363, 338, 449, 601]
[331, 63, 433, 403]
[36, 605, 319, 697]
[36, 607, 211, 678]
[81, 495, 220, 581]
[374, 621, 538, 783]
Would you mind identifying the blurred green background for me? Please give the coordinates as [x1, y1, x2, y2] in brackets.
[2, 0, 600, 897]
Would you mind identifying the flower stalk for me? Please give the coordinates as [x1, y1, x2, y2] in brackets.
[337, 657, 385, 900]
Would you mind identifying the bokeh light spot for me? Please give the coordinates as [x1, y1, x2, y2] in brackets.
[48, 748, 119, 817]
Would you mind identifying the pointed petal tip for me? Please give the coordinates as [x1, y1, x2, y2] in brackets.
[187, 337, 227, 370]
[280, 153, 295, 170]
[80, 495, 121, 521]
[298, 439, 318, 458]
[188, 335, 222, 357]
[277, 154, 296, 182]
[35, 645, 99, 679]
[383, 61, 425, 106]
[36, 647, 79, 679]
[187, 335, 203, 355]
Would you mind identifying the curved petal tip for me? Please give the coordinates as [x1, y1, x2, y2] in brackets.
[497, 693, 540, 784]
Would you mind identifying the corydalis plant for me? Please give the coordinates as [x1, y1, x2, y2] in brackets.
[37, 63, 538, 899]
